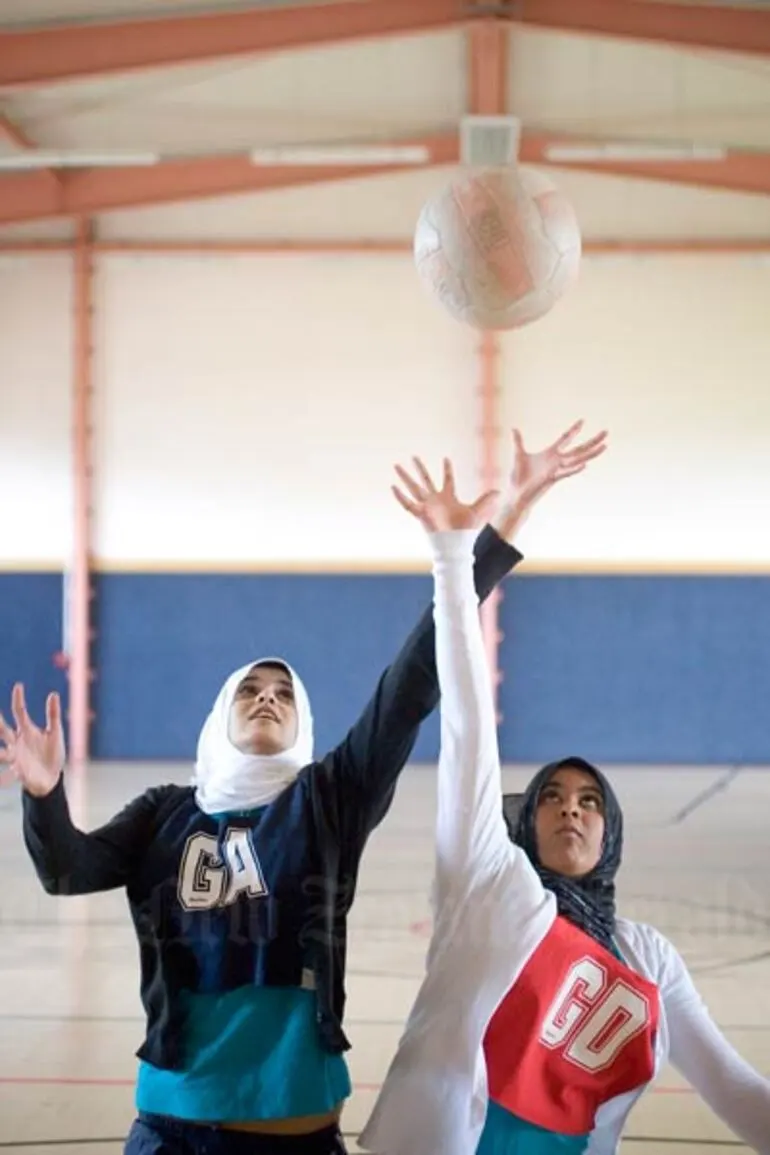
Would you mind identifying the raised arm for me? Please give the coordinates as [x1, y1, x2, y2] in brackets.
[660, 931, 770, 1152]
[430, 526, 514, 891]
[394, 459, 546, 918]
[1, 684, 164, 894]
[325, 518, 520, 837]
[325, 421, 608, 841]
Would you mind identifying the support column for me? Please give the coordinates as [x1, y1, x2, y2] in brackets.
[477, 329, 503, 710]
[69, 217, 94, 767]
[467, 12, 509, 714]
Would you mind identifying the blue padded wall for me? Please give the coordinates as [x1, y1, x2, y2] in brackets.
[0, 574, 68, 728]
[501, 574, 770, 765]
[90, 571, 438, 762]
[2, 570, 769, 766]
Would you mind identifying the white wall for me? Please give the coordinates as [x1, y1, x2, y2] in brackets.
[503, 255, 770, 566]
[2, 250, 770, 569]
[93, 253, 478, 566]
[0, 254, 72, 567]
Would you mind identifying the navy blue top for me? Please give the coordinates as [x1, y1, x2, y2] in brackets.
[22, 526, 521, 1071]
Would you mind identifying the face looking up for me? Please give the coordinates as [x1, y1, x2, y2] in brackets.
[228, 663, 298, 756]
[534, 765, 606, 878]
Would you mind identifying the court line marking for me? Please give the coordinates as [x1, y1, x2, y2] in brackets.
[0, 1075, 695, 1095]
[670, 765, 741, 825]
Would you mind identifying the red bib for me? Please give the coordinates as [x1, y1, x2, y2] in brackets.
[483, 917, 659, 1135]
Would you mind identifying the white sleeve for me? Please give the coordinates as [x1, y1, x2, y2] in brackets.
[660, 932, 770, 1152]
[430, 530, 529, 907]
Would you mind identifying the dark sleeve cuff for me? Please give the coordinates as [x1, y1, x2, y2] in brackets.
[22, 773, 69, 828]
[473, 524, 524, 601]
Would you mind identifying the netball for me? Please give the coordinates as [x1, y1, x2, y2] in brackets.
[413, 165, 582, 330]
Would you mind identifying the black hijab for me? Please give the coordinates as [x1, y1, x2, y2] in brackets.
[502, 757, 623, 955]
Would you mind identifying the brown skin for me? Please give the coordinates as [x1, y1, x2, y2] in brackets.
[534, 766, 605, 878]
[227, 663, 298, 756]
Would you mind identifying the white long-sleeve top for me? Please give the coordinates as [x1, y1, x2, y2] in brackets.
[359, 530, 770, 1155]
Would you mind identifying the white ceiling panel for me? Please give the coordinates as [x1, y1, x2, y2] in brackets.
[2, 31, 464, 153]
[509, 28, 770, 149]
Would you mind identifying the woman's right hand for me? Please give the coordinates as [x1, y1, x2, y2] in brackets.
[0, 683, 65, 797]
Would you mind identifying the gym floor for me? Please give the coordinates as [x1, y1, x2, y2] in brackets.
[1, 761, 768, 1153]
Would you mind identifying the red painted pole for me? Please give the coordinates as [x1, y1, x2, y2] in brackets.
[69, 217, 94, 767]
[468, 15, 508, 715]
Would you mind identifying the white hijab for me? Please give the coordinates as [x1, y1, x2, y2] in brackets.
[192, 656, 314, 815]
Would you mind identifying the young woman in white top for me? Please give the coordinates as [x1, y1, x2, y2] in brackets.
[359, 457, 770, 1155]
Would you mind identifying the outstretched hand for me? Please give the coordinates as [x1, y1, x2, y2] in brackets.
[392, 456, 498, 533]
[509, 419, 608, 509]
[491, 419, 608, 542]
[0, 684, 65, 797]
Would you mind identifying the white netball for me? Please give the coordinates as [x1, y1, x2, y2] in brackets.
[413, 166, 582, 331]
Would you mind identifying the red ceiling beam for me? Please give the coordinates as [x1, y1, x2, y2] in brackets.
[468, 18, 508, 116]
[0, 109, 35, 150]
[0, 107, 62, 189]
[513, 0, 770, 58]
[2, 238, 770, 256]
[0, 134, 459, 225]
[0, 1, 767, 90]
[524, 135, 770, 198]
[2, 132, 769, 226]
[0, 0, 461, 90]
